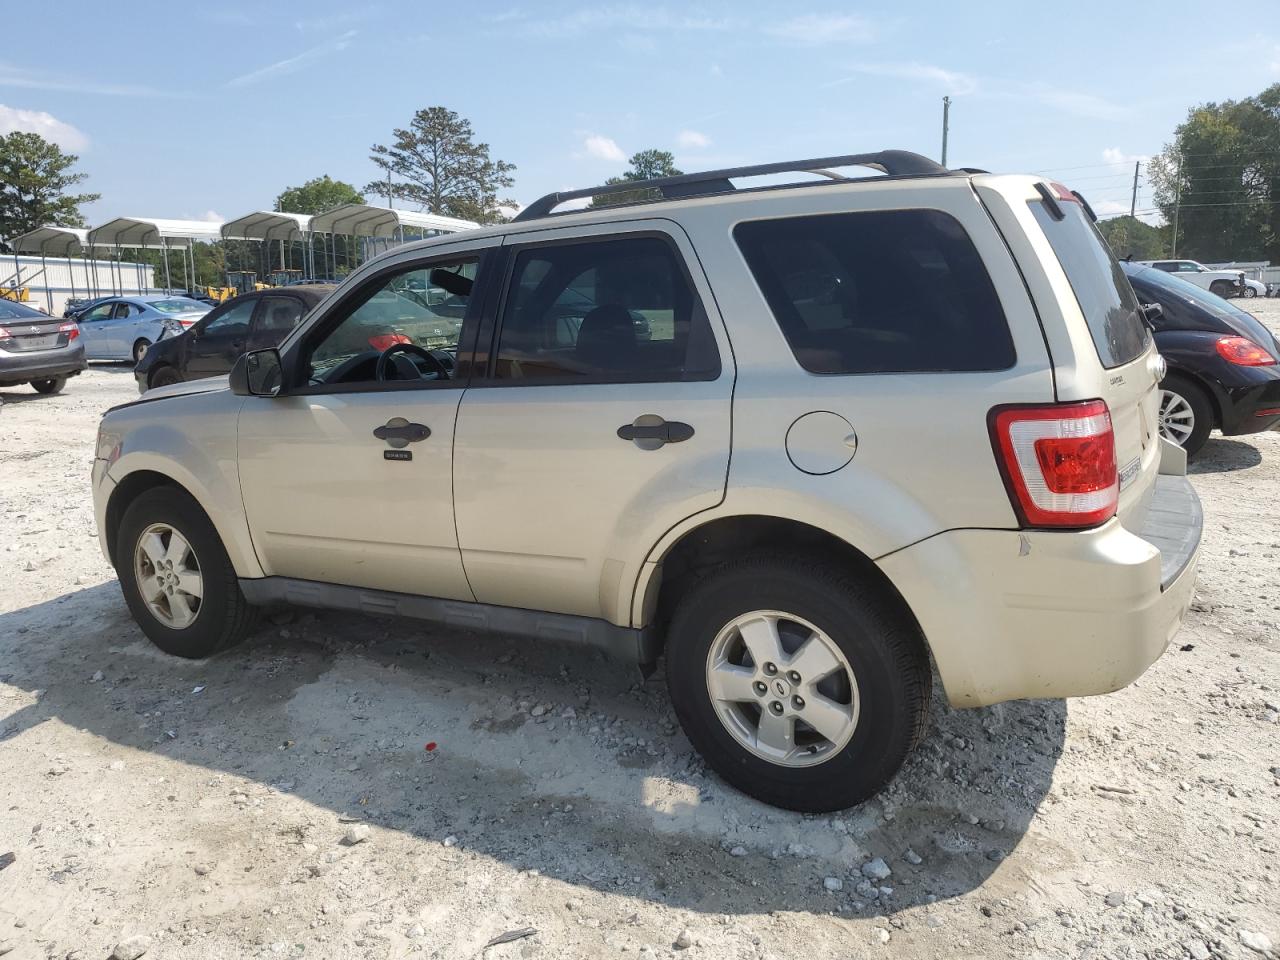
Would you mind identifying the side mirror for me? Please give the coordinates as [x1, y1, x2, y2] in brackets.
[229, 348, 283, 397]
[1140, 302, 1163, 326]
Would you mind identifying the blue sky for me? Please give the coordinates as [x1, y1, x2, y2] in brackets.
[2, 1, 1278, 227]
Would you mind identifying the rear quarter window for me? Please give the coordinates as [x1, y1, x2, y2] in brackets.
[1029, 202, 1149, 368]
[734, 209, 1015, 375]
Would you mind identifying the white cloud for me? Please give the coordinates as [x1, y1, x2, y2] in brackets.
[583, 134, 626, 163]
[198, 210, 224, 223]
[1102, 147, 1149, 165]
[226, 30, 358, 87]
[676, 130, 711, 150]
[0, 105, 87, 150]
[1093, 199, 1129, 217]
[532, 7, 736, 38]
[832, 62, 978, 95]
[767, 14, 875, 45]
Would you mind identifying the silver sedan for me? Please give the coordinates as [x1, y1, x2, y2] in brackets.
[76, 296, 211, 362]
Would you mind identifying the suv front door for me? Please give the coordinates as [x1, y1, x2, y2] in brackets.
[187, 297, 256, 378]
[452, 222, 734, 623]
[236, 240, 498, 599]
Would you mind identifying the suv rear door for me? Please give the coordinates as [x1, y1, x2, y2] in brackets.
[451, 220, 733, 624]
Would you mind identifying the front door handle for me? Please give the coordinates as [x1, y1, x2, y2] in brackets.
[373, 417, 431, 448]
[617, 416, 694, 448]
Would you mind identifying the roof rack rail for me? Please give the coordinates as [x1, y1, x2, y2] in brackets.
[514, 150, 953, 222]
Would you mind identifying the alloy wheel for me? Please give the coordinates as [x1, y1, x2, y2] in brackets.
[1158, 389, 1195, 446]
[133, 522, 203, 628]
[704, 610, 859, 767]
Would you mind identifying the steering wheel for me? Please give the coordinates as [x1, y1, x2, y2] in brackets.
[374, 341, 451, 382]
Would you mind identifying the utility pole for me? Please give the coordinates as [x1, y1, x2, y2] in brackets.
[940, 96, 951, 167]
[1130, 160, 1140, 219]
[1171, 154, 1183, 257]
[387, 169, 393, 209]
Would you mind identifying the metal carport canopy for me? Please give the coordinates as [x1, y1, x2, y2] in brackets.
[220, 211, 312, 241]
[8, 226, 89, 255]
[308, 204, 476, 237]
[87, 217, 224, 248]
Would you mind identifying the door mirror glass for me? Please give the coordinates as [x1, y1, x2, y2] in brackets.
[230, 348, 283, 397]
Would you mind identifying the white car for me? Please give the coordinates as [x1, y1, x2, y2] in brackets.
[92, 153, 1202, 811]
[1241, 277, 1266, 298]
[1138, 259, 1246, 298]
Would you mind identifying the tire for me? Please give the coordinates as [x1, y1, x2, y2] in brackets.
[1158, 374, 1213, 457]
[132, 339, 152, 363]
[1209, 281, 1232, 298]
[1243, 286, 1257, 298]
[115, 485, 256, 658]
[148, 366, 181, 388]
[665, 554, 931, 812]
[30, 376, 67, 394]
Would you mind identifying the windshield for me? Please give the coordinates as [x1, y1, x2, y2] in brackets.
[0, 299, 47, 320]
[150, 298, 208, 315]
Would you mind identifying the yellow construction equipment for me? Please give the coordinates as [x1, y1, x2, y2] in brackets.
[0, 286, 30, 302]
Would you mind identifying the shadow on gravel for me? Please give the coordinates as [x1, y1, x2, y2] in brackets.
[1190, 438, 1262, 474]
[0, 582, 1066, 918]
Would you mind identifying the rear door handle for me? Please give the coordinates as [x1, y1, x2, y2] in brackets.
[617, 417, 694, 447]
[373, 417, 431, 448]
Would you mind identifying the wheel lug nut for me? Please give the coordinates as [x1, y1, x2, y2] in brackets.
[753, 681, 767, 697]
[763, 662, 777, 676]
[769, 701, 784, 715]
[787, 670, 801, 684]
[792, 695, 805, 710]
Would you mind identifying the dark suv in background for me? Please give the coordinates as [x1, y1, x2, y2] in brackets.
[0, 298, 87, 395]
[135, 285, 334, 391]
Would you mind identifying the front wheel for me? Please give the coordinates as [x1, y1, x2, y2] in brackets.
[1209, 281, 1233, 298]
[116, 486, 256, 657]
[1158, 375, 1213, 457]
[1243, 286, 1258, 298]
[30, 376, 67, 394]
[665, 555, 931, 811]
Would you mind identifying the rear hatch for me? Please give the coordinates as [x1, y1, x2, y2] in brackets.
[0, 313, 77, 354]
[1023, 189, 1160, 534]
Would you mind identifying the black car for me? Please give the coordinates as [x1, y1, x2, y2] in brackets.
[1122, 262, 1280, 456]
[134, 285, 334, 392]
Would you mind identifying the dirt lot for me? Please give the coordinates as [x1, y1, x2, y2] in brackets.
[2, 304, 1279, 960]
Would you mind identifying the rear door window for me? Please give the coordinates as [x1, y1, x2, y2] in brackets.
[734, 210, 1015, 375]
[1028, 202, 1150, 369]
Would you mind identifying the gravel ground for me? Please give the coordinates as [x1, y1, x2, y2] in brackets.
[1, 304, 1279, 960]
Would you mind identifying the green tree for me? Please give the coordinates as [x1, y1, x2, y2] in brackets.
[1096, 216, 1170, 260]
[590, 149, 683, 207]
[1148, 84, 1280, 262]
[0, 131, 100, 239]
[366, 107, 516, 224]
[276, 175, 364, 215]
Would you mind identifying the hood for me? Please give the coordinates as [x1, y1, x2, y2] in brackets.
[142, 375, 230, 401]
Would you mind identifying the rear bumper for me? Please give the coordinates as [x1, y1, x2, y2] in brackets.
[879, 475, 1201, 708]
[0, 344, 87, 384]
[1217, 371, 1280, 436]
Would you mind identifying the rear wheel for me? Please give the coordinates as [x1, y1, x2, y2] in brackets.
[1158, 374, 1213, 457]
[1243, 285, 1258, 298]
[116, 486, 256, 658]
[148, 365, 181, 388]
[132, 339, 152, 363]
[665, 554, 930, 812]
[30, 376, 67, 394]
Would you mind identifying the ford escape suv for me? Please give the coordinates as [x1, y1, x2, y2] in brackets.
[91, 151, 1202, 811]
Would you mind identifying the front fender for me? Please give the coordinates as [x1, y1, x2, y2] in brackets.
[100, 392, 262, 578]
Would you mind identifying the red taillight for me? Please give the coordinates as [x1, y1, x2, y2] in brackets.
[58, 321, 79, 341]
[1047, 181, 1079, 203]
[368, 333, 411, 351]
[989, 400, 1118, 529]
[1215, 336, 1275, 366]
[179, 318, 198, 328]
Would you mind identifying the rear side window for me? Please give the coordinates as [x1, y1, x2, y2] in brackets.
[734, 210, 1014, 375]
[1029, 202, 1149, 368]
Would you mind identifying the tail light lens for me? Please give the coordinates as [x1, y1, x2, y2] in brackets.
[58, 321, 80, 341]
[1215, 336, 1275, 366]
[0, 326, 10, 339]
[989, 400, 1118, 528]
[368, 333, 412, 351]
[179, 318, 199, 328]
